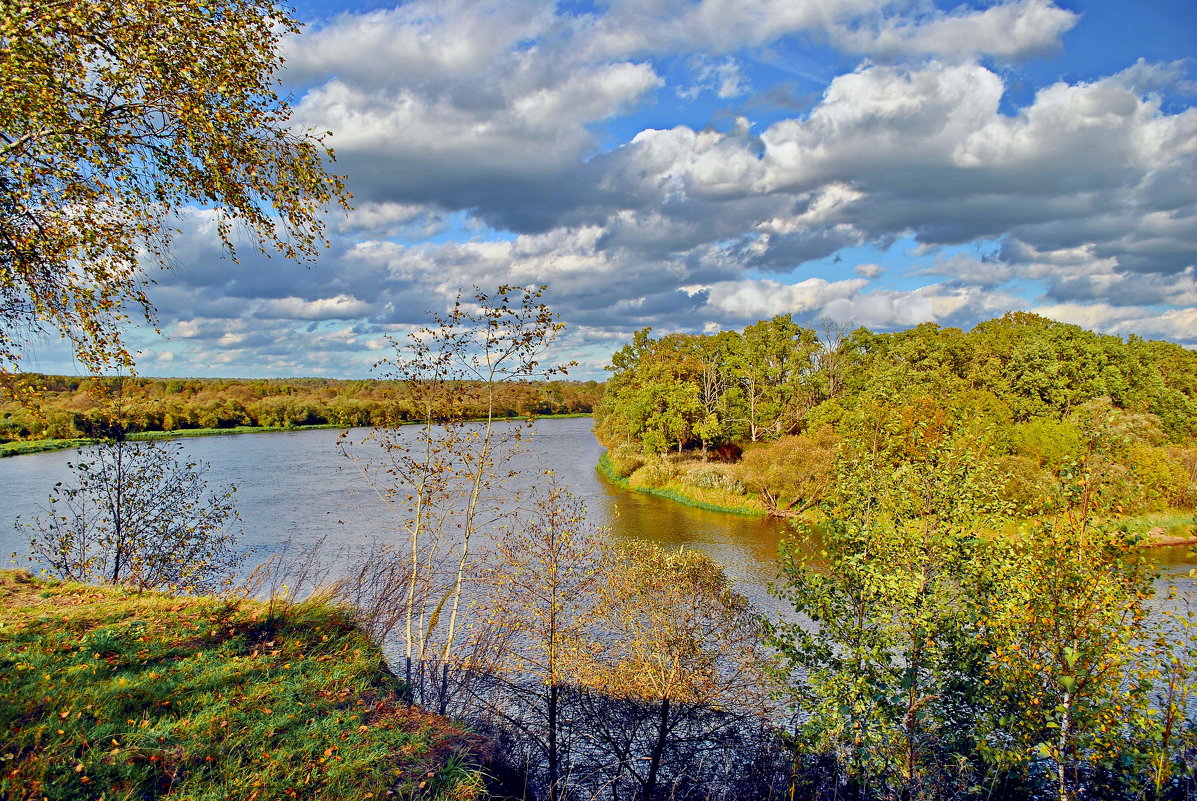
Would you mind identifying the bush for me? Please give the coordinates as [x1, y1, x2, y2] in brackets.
[994, 455, 1059, 515]
[738, 425, 838, 512]
[19, 439, 244, 594]
[686, 465, 746, 494]
[1125, 443, 1190, 511]
[628, 460, 678, 489]
[607, 444, 646, 479]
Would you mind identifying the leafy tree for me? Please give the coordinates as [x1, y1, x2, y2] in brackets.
[343, 285, 570, 713]
[768, 426, 1006, 800]
[729, 315, 817, 441]
[573, 541, 772, 799]
[597, 329, 706, 454]
[469, 485, 605, 801]
[975, 517, 1157, 801]
[0, 0, 348, 379]
[20, 438, 243, 593]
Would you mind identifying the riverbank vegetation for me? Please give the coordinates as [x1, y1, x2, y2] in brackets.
[0, 374, 600, 446]
[596, 312, 1197, 537]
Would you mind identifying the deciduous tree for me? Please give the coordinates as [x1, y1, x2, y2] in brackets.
[0, 0, 347, 379]
[20, 438, 243, 594]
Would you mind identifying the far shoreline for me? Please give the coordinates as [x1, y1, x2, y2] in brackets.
[0, 413, 594, 458]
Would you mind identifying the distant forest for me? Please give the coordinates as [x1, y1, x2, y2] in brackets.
[0, 376, 602, 441]
[597, 311, 1197, 517]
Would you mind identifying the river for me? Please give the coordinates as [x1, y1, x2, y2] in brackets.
[1, 417, 1193, 612]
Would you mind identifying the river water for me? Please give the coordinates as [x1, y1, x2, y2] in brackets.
[1, 417, 1193, 612]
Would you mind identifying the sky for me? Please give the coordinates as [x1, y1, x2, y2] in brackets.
[25, 0, 1197, 379]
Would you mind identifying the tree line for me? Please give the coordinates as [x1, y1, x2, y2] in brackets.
[0, 374, 601, 442]
[596, 312, 1197, 518]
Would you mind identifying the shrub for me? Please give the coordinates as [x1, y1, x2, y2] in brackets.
[994, 455, 1059, 515]
[686, 465, 746, 494]
[738, 425, 838, 512]
[607, 444, 647, 479]
[19, 438, 244, 594]
[628, 460, 678, 489]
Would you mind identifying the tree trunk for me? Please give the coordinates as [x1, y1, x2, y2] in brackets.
[644, 696, 671, 800]
[1057, 691, 1072, 801]
[547, 682, 560, 801]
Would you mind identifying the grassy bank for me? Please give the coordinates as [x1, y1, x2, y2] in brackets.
[1121, 509, 1197, 547]
[596, 452, 768, 517]
[0, 438, 97, 457]
[1, 414, 593, 458]
[0, 571, 484, 800]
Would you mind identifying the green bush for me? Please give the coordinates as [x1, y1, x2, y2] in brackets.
[628, 459, 678, 489]
[994, 455, 1059, 515]
[607, 444, 647, 479]
[686, 465, 745, 494]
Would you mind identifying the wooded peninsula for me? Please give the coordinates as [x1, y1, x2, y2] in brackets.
[596, 311, 1196, 529]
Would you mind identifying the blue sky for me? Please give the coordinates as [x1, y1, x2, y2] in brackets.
[25, 0, 1197, 378]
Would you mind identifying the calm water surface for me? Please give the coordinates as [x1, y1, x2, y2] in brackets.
[1, 417, 1193, 611]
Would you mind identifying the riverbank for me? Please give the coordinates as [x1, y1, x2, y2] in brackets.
[597, 451, 1195, 550]
[0, 413, 595, 458]
[596, 452, 769, 517]
[0, 570, 484, 800]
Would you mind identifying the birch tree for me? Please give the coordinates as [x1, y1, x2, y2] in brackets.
[1, 0, 348, 382]
[469, 485, 605, 801]
[20, 438, 243, 594]
[345, 285, 570, 711]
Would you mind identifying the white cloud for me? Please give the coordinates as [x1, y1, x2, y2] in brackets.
[257, 295, 377, 321]
[706, 277, 867, 318]
[679, 56, 749, 99]
[75, 0, 1192, 379]
[831, 0, 1078, 63]
[1033, 303, 1197, 344]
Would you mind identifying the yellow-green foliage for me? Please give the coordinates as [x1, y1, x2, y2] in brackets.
[606, 443, 647, 479]
[738, 426, 838, 512]
[1012, 417, 1081, 470]
[0, 571, 483, 801]
[1126, 443, 1191, 510]
[993, 455, 1060, 516]
[681, 464, 745, 494]
[648, 482, 768, 517]
[0, 374, 601, 443]
[628, 459, 678, 489]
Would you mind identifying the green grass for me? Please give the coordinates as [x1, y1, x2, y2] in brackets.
[596, 452, 768, 517]
[1119, 509, 1196, 544]
[127, 424, 343, 441]
[0, 571, 485, 801]
[0, 438, 98, 457]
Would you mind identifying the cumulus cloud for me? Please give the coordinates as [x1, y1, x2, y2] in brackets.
[830, 0, 1079, 63]
[706, 277, 867, 318]
[69, 0, 1192, 379]
[1034, 303, 1197, 345]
